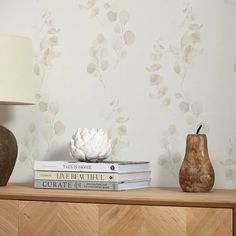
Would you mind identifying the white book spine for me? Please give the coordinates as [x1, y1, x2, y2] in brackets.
[34, 180, 119, 190]
[34, 161, 118, 172]
[34, 171, 119, 182]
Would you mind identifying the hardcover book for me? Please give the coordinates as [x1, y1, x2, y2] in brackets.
[34, 179, 151, 191]
[34, 170, 151, 182]
[34, 160, 150, 173]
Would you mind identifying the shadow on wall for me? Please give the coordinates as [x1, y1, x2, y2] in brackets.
[0, 105, 15, 126]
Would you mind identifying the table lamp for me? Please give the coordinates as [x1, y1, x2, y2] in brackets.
[0, 35, 34, 186]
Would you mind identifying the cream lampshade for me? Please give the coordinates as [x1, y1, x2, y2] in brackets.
[0, 35, 34, 186]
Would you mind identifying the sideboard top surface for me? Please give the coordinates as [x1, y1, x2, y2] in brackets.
[0, 183, 235, 208]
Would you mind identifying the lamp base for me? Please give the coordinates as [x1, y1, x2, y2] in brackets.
[0, 125, 17, 186]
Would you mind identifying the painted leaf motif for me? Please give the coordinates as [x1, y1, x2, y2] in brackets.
[162, 97, 171, 107]
[158, 86, 168, 98]
[175, 93, 183, 99]
[179, 101, 189, 113]
[116, 117, 129, 123]
[48, 36, 58, 46]
[117, 125, 127, 135]
[87, 63, 96, 73]
[107, 11, 117, 21]
[146, 64, 161, 72]
[19, 151, 28, 162]
[158, 154, 168, 166]
[91, 8, 99, 17]
[104, 3, 110, 9]
[79, 0, 96, 9]
[188, 24, 203, 30]
[190, 32, 200, 43]
[54, 121, 65, 136]
[38, 101, 48, 112]
[150, 74, 163, 86]
[184, 45, 195, 64]
[119, 10, 129, 25]
[174, 62, 181, 74]
[47, 28, 60, 34]
[34, 63, 40, 76]
[123, 31, 136, 45]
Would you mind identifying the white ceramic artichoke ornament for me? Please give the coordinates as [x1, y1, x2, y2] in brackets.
[70, 128, 112, 162]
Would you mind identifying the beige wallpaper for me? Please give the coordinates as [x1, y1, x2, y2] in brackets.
[0, 0, 236, 188]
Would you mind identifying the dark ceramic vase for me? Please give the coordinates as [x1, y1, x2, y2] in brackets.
[0, 125, 18, 186]
[179, 134, 215, 192]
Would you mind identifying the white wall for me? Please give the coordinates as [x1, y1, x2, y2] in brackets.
[0, 0, 236, 188]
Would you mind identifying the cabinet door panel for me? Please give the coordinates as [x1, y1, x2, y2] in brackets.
[19, 201, 98, 236]
[186, 207, 232, 236]
[19, 201, 232, 236]
[99, 205, 232, 236]
[0, 199, 18, 236]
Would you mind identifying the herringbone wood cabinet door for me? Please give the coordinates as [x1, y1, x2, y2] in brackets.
[0, 199, 18, 236]
[18, 201, 232, 236]
[99, 205, 232, 236]
[19, 201, 98, 236]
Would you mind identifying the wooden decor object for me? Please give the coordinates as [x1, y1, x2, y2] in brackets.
[0, 125, 17, 186]
[179, 134, 215, 192]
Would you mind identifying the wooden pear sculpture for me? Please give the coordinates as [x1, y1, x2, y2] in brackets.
[179, 125, 215, 192]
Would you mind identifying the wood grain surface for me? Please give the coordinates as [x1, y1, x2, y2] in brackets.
[0, 185, 234, 236]
[234, 208, 236, 236]
[0, 199, 18, 236]
[19, 201, 98, 236]
[0, 183, 236, 208]
[18, 201, 232, 236]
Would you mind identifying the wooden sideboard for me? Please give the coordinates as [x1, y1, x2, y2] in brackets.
[0, 184, 235, 236]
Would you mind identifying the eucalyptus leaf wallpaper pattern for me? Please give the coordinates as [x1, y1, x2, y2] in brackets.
[0, 0, 236, 188]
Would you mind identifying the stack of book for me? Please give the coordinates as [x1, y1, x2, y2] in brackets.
[33, 160, 151, 191]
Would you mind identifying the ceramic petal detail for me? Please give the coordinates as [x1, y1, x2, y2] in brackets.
[70, 128, 112, 161]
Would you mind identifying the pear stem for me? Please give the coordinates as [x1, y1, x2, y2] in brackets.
[196, 124, 203, 134]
